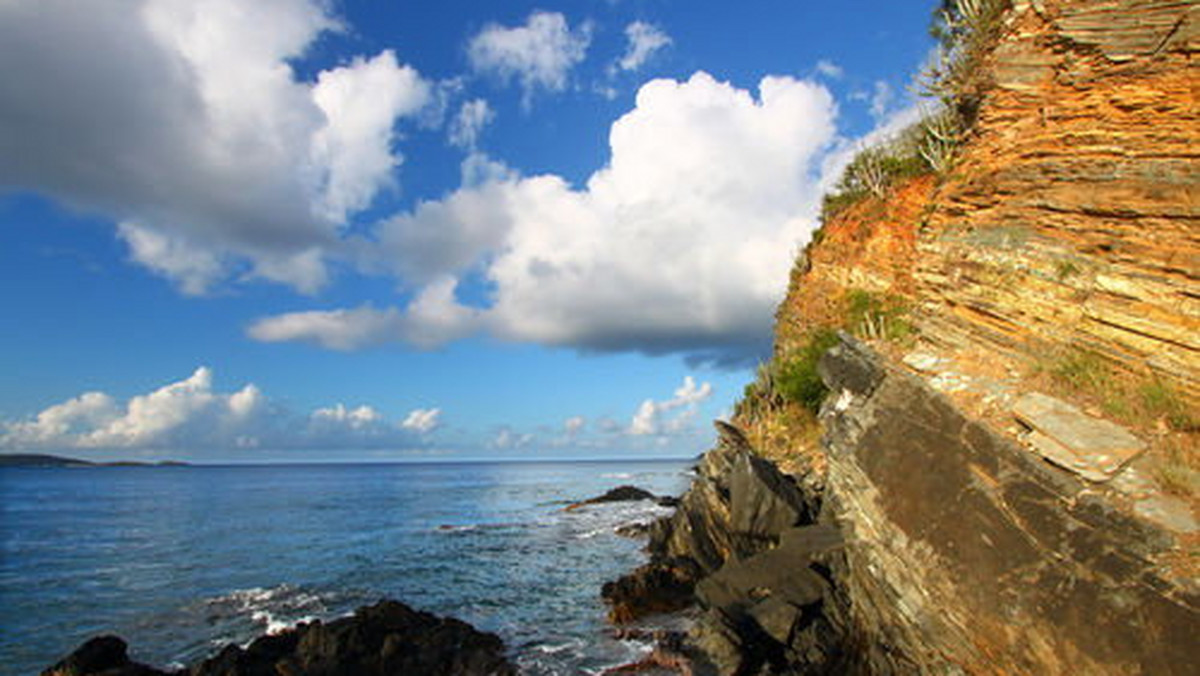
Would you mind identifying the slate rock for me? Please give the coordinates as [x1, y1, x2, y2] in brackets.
[602, 557, 703, 623]
[729, 453, 812, 541]
[818, 333, 884, 397]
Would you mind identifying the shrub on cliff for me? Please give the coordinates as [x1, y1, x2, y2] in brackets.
[820, 124, 932, 221]
[924, 0, 1010, 124]
[777, 328, 841, 414]
[845, 289, 913, 343]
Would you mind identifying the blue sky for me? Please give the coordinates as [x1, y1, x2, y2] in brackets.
[0, 0, 937, 462]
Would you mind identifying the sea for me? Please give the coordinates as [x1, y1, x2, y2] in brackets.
[0, 459, 693, 676]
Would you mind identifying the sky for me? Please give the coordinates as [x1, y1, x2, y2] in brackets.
[0, 0, 938, 463]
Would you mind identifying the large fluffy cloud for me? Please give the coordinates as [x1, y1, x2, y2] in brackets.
[256, 72, 838, 366]
[0, 367, 439, 452]
[0, 0, 431, 295]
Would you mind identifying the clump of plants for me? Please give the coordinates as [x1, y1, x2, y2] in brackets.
[735, 327, 842, 426]
[820, 0, 1011, 221]
[1138, 378, 1196, 433]
[923, 0, 1011, 126]
[776, 328, 842, 414]
[821, 130, 930, 221]
[1155, 438, 1198, 497]
[844, 289, 914, 343]
[1035, 347, 1196, 433]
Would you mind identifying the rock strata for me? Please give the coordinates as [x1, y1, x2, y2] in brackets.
[603, 421, 841, 674]
[43, 600, 516, 676]
[609, 336, 1198, 674]
[915, 0, 1199, 397]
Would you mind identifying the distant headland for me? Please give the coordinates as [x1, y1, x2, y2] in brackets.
[0, 453, 189, 468]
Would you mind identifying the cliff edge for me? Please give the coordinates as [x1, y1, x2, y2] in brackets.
[606, 1, 1198, 673]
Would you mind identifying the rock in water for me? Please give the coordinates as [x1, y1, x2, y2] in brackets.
[40, 635, 173, 676]
[565, 485, 660, 511]
[43, 600, 516, 676]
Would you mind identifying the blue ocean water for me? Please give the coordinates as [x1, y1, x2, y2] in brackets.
[0, 459, 692, 675]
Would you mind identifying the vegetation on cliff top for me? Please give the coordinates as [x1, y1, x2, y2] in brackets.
[822, 0, 1010, 221]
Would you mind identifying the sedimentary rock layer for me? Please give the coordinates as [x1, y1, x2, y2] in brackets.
[608, 338, 1198, 675]
[916, 0, 1199, 394]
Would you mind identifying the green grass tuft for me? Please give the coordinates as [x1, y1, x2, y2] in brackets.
[777, 328, 842, 414]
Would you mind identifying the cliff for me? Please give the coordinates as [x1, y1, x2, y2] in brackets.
[915, 0, 1198, 396]
[606, 0, 1198, 673]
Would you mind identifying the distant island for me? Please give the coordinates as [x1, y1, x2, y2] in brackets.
[0, 453, 189, 468]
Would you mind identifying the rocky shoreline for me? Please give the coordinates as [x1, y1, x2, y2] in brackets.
[600, 335, 1199, 675]
[42, 600, 516, 676]
[600, 419, 837, 675]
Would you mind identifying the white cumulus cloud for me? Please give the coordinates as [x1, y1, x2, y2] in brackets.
[256, 71, 838, 367]
[869, 80, 894, 119]
[467, 11, 592, 106]
[0, 368, 438, 452]
[564, 416, 586, 435]
[0, 0, 432, 295]
[402, 408, 441, 433]
[629, 376, 713, 436]
[815, 59, 843, 79]
[311, 50, 432, 223]
[449, 99, 495, 150]
[617, 21, 671, 71]
[247, 276, 480, 350]
[311, 403, 383, 430]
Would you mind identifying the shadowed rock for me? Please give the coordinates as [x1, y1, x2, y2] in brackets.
[43, 600, 516, 676]
[41, 636, 173, 676]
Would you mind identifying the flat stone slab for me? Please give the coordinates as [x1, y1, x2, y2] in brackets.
[1134, 495, 1198, 534]
[903, 351, 948, 373]
[1013, 392, 1145, 482]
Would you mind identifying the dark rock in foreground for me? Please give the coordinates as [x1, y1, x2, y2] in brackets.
[604, 335, 1200, 675]
[43, 600, 516, 676]
[41, 635, 172, 676]
[602, 557, 702, 623]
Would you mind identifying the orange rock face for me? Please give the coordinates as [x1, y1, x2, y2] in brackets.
[775, 175, 935, 354]
[915, 0, 1199, 396]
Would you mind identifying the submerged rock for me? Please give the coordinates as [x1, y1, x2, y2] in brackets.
[43, 600, 516, 676]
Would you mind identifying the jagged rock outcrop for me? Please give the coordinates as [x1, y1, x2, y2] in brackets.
[603, 422, 846, 674]
[915, 0, 1199, 396]
[815, 334, 1197, 674]
[43, 600, 516, 676]
[609, 337, 1198, 675]
[774, 0, 1198, 399]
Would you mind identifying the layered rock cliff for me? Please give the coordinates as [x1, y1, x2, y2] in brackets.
[915, 0, 1198, 395]
[606, 1, 1198, 673]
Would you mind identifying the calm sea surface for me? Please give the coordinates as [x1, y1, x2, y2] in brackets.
[0, 459, 692, 675]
